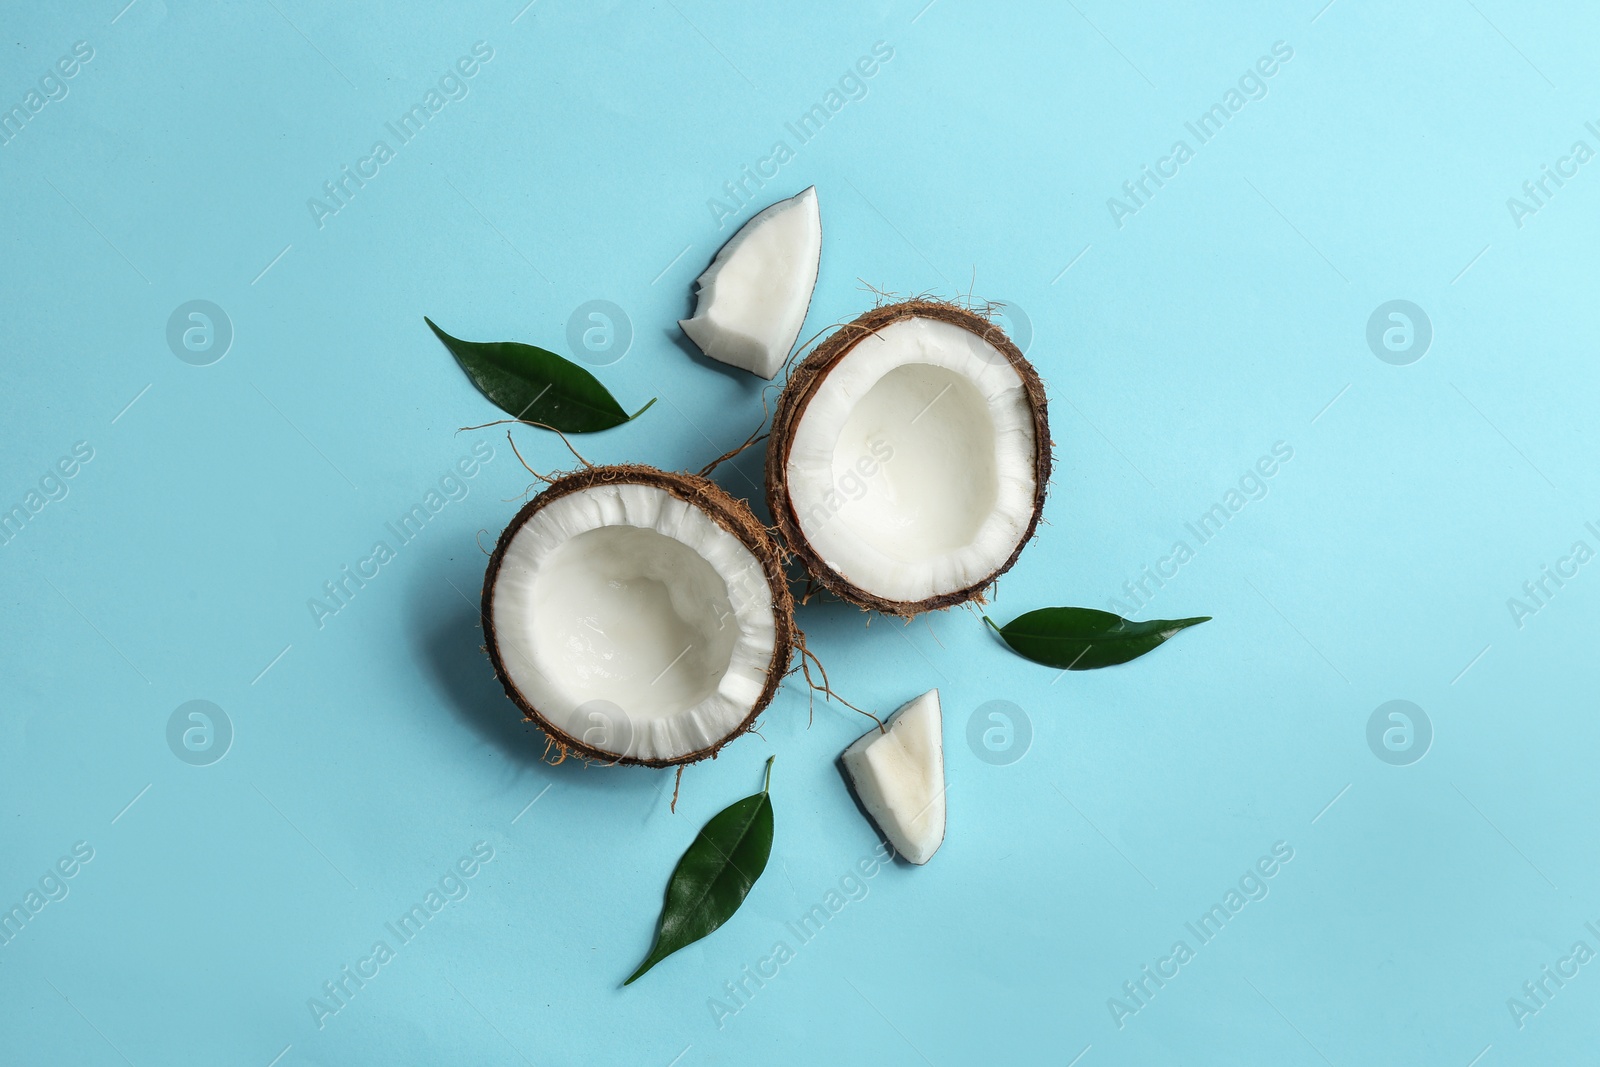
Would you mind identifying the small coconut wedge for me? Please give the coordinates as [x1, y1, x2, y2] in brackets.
[680, 187, 821, 379]
[482, 465, 795, 767]
[767, 300, 1051, 616]
[842, 689, 945, 865]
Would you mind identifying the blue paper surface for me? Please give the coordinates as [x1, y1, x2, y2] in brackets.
[4, 2, 1599, 1063]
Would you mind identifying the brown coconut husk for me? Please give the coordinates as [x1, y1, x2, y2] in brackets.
[765, 299, 1053, 617]
[481, 463, 797, 768]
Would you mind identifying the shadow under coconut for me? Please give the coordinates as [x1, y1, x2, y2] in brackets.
[406, 559, 674, 806]
[659, 323, 759, 386]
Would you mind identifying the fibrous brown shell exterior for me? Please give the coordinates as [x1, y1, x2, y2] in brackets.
[481, 463, 797, 768]
[765, 299, 1053, 617]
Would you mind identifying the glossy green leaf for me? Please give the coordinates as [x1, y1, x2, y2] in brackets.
[985, 608, 1210, 670]
[424, 317, 655, 432]
[626, 758, 776, 985]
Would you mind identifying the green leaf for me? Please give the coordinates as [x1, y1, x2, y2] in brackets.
[424, 317, 655, 433]
[985, 607, 1210, 670]
[626, 757, 776, 985]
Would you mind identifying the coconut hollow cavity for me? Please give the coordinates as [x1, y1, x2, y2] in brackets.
[482, 465, 796, 767]
[766, 300, 1052, 616]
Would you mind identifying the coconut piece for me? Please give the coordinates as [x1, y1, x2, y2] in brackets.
[482, 465, 795, 767]
[766, 300, 1051, 616]
[679, 187, 821, 379]
[842, 690, 945, 865]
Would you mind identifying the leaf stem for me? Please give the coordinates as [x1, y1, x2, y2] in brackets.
[629, 396, 659, 421]
[982, 615, 1002, 634]
[762, 755, 775, 794]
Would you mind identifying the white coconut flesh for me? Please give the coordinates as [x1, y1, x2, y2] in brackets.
[842, 690, 946, 865]
[679, 187, 821, 379]
[786, 316, 1039, 605]
[490, 482, 779, 763]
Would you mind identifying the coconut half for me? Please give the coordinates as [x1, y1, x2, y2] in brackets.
[482, 465, 796, 767]
[767, 301, 1051, 615]
[679, 187, 822, 379]
[842, 689, 945, 865]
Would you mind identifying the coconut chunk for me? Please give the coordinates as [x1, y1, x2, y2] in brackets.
[483, 467, 795, 766]
[842, 689, 945, 865]
[680, 187, 821, 379]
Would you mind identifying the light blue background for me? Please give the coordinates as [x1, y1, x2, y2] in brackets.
[3, 1, 1598, 1064]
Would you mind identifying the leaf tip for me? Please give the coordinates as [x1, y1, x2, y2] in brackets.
[1159, 616, 1212, 640]
[624, 952, 659, 986]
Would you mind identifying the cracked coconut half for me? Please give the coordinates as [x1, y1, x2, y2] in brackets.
[482, 465, 795, 767]
[767, 300, 1051, 616]
[680, 187, 822, 379]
